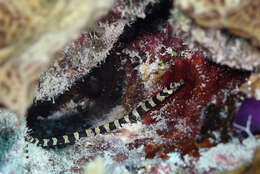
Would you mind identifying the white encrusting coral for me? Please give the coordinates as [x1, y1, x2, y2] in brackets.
[35, 0, 159, 102]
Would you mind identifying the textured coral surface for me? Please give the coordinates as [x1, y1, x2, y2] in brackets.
[35, 0, 159, 102]
[122, 23, 249, 158]
[175, 0, 260, 46]
[1, 0, 260, 174]
[23, 1, 256, 173]
[0, 0, 113, 116]
[172, 0, 260, 71]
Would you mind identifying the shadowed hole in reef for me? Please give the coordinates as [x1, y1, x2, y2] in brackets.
[26, 0, 174, 145]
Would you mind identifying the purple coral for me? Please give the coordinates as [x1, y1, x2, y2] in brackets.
[234, 98, 260, 134]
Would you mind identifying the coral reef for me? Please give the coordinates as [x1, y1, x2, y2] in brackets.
[0, 0, 113, 116]
[168, 7, 260, 71]
[172, 0, 260, 100]
[121, 22, 249, 158]
[0, 0, 260, 174]
[35, 0, 159, 102]
[175, 0, 260, 47]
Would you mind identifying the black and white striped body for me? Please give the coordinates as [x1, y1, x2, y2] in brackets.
[25, 80, 184, 147]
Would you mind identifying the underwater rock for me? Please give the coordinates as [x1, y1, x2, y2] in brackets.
[0, 0, 113, 116]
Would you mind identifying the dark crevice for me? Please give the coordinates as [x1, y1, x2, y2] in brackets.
[26, 53, 125, 138]
[118, 0, 173, 43]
